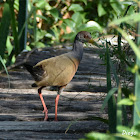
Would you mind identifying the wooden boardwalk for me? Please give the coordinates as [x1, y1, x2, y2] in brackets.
[0, 46, 108, 139]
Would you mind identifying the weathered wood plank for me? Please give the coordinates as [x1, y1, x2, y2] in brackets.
[0, 89, 107, 121]
[0, 121, 107, 139]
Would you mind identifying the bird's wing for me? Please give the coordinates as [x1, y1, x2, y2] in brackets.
[35, 53, 80, 86]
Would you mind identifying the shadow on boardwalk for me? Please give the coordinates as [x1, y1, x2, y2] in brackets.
[0, 46, 108, 139]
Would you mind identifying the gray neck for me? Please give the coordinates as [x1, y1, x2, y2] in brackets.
[72, 39, 83, 61]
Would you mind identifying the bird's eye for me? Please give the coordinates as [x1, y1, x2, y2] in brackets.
[84, 35, 87, 38]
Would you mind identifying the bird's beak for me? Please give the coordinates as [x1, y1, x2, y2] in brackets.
[88, 39, 94, 43]
[88, 39, 98, 46]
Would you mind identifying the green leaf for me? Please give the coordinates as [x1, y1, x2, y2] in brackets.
[109, 13, 140, 26]
[128, 65, 139, 74]
[117, 85, 122, 127]
[26, 45, 31, 51]
[71, 12, 83, 27]
[18, 6, 36, 41]
[110, 0, 123, 15]
[6, 36, 13, 55]
[36, 30, 47, 41]
[69, 4, 84, 12]
[45, 2, 52, 10]
[78, 21, 103, 32]
[85, 132, 115, 140]
[0, 2, 10, 59]
[14, 0, 19, 11]
[0, 56, 10, 88]
[50, 8, 60, 22]
[98, 3, 106, 17]
[36, 0, 47, 9]
[63, 19, 75, 31]
[8, 0, 19, 56]
[36, 15, 48, 22]
[101, 88, 118, 111]
[63, 32, 76, 40]
[114, 27, 140, 61]
[31, 41, 46, 48]
[117, 125, 132, 133]
[118, 98, 134, 106]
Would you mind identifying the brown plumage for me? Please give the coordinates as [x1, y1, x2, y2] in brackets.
[24, 31, 93, 121]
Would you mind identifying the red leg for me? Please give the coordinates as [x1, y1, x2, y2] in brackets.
[55, 94, 60, 121]
[38, 87, 48, 121]
[55, 85, 66, 121]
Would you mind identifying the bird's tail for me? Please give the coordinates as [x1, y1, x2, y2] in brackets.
[24, 63, 44, 81]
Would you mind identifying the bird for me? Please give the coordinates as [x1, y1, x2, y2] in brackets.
[24, 31, 93, 121]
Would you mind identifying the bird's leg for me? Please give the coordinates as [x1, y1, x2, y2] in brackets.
[38, 86, 48, 121]
[55, 85, 66, 121]
[55, 94, 60, 121]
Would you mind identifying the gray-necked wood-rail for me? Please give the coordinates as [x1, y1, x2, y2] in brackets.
[24, 31, 93, 121]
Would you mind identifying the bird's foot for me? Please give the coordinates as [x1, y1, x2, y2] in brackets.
[43, 109, 48, 121]
[55, 118, 58, 121]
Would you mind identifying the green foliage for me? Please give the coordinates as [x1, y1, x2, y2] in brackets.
[82, 1, 140, 140]
[0, 0, 135, 70]
[82, 124, 140, 140]
[0, 2, 11, 69]
[0, 56, 10, 88]
[1, 1, 140, 139]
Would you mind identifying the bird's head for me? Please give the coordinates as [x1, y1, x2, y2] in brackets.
[75, 31, 94, 44]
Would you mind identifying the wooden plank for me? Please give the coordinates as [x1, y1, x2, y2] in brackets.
[0, 89, 107, 121]
[0, 121, 108, 139]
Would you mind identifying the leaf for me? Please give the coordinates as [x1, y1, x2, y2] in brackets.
[114, 27, 140, 61]
[14, 0, 19, 11]
[6, 36, 13, 55]
[110, 0, 123, 15]
[63, 19, 75, 31]
[8, 0, 19, 55]
[63, 32, 76, 41]
[117, 125, 132, 133]
[36, 30, 47, 41]
[128, 65, 139, 74]
[78, 21, 103, 32]
[118, 98, 134, 106]
[36, 15, 48, 22]
[71, 12, 83, 27]
[31, 41, 46, 48]
[101, 88, 118, 111]
[98, 3, 106, 17]
[85, 132, 115, 140]
[18, 6, 36, 41]
[69, 4, 84, 12]
[50, 8, 60, 22]
[117, 85, 122, 126]
[36, 0, 47, 9]
[26, 45, 31, 51]
[0, 2, 11, 59]
[109, 13, 140, 26]
[0, 56, 10, 88]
